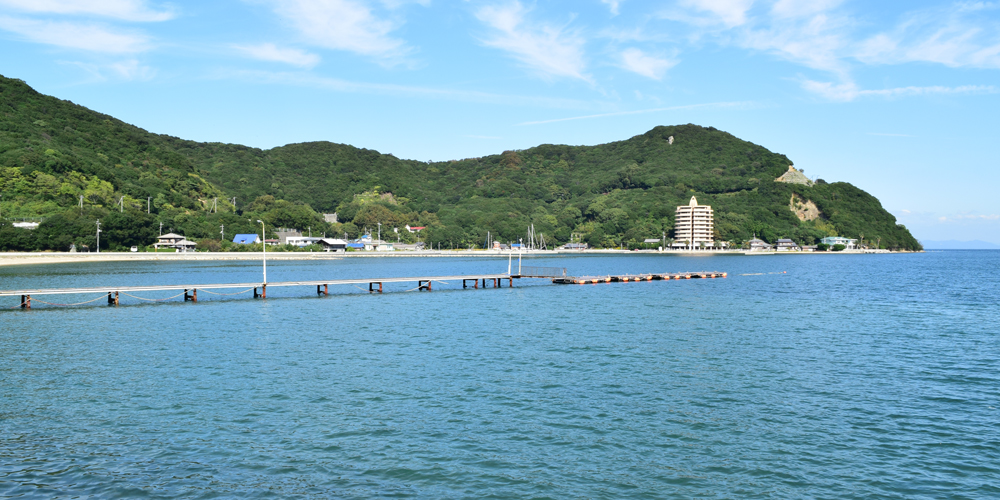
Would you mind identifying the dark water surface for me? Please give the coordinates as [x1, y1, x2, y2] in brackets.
[1, 252, 998, 498]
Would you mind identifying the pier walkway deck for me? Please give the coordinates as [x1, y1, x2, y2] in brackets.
[2, 268, 725, 309]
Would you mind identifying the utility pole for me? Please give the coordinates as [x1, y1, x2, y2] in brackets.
[79, 194, 83, 214]
[147, 196, 151, 214]
[308, 226, 311, 237]
[377, 222, 381, 242]
[119, 196, 124, 212]
[95, 220, 101, 253]
[159, 221, 163, 236]
[220, 225, 225, 242]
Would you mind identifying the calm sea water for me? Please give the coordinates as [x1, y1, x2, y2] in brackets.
[1, 251, 998, 499]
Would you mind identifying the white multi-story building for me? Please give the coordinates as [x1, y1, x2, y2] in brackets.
[673, 196, 714, 249]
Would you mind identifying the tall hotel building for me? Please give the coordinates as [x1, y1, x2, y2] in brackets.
[674, 196, 714, 249]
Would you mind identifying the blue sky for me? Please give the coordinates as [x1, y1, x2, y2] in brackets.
[1, 0, 998, 244]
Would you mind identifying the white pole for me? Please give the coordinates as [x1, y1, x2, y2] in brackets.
[95, 220, 101, 253]
[508, 248, 512, 274]
[258, 220, 267, 284]
[518, 238, 522, 275]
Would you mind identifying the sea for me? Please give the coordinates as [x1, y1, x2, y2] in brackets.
[1, 251, 998, 499]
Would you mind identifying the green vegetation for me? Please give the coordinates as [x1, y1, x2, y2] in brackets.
[0, 75, 921, 251]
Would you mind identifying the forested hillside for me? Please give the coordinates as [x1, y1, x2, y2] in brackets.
[0, 75, 921, 251]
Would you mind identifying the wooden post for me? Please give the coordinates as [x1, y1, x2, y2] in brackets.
[254, 287, 259, 298]
[114, 291, 119, 305]
[192, 289, 197, 302]
[324, 284, 329, 295]
[262, 285, 266, 298]
[108, 292, 114, 305]
[21, 294, 30, 309]
[509, 277, 513, 287]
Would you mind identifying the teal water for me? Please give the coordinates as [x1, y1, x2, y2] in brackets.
[1, 252, 998, 498]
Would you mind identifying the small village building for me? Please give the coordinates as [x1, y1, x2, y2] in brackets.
[155, 233, 197, 252]
[748, 238, 773, 251]
[558, 242, 588, 250]
[232, 234, 261, 245]
[776, 238, 801, 251]
[275, 229, 301, 245]
[318, 238, 347, 252]
[821, 236, 858, 249]
[363, 240, 394, 251]
[285, 236, 323, 247]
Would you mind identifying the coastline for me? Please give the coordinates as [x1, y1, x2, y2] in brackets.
[0, 249, 915, 267]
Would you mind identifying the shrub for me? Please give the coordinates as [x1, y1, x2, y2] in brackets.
[832, 243, 846, 251]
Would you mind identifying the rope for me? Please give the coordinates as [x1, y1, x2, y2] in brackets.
[119, 290, 188, 302]
[30, 294, 112, 307]
[197, 288, 255, 296]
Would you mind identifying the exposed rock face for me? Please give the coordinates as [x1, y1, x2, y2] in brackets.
[668, 136, 674, 145]
[775, 165, 813, 186]
[790, 194, 821, 221]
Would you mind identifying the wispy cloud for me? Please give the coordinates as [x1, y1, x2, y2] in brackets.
[474, 1, 589, 81]
[0, 16, 150, 53]
[221, 69, 595, 109]
[0, 0, 175, 22]
[62, 58, 157, 81]
[867, 132, 913, 137]
[517, 101, 753, 125]
[619, 47, 676, 80]
[600, 0, 623, 16]
[802, 80, 998, 102]
[855, 3, 1000, 69]
[672, 0, 755, 28]
[938, 213, 1000, 222]
[268, 0, 411, 62]
[233, 43, 320, 67]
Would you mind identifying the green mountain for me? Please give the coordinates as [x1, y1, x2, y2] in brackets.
[0, 74, 921, 251]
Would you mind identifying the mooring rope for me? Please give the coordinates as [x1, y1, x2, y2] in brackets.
[119, 290, 188, 302]
[196, 288, 255, 296]
[29, 294, 113, 307]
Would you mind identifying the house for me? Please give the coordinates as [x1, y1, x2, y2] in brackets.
[155, 233, 197, 252]
[347, 242, 365, 250]
[748, 238, 773, 251]
[559, 242, 588, 250]
[395, 242, 426, 251]
[318, 238, 347, 252]
[821, 236, 858, 249]
[275, 229, 301, 245]
[232, 234, 261, 245]
[286, 236, 323, 247]
[776, 238, 801, 251]
[363, 240, 394, 251]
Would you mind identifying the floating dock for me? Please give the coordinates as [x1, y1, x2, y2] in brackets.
[552, 271, 726, 284]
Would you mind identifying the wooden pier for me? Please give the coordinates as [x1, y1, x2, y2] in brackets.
[1, 269, 725, 309]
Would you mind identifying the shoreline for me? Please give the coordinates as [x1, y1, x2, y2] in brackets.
[0, 249, 915, 267]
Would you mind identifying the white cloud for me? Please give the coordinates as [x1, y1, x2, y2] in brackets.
[269, 0, 409, 61]
[620, 48, 676, 79]
[0, 0, 174, 22]
[601, 0, 623, 16]
[233, 43, 320, 67]
[0, 16, 150, 53]
[474, 1, 589, 81]
[676, 0, 755, 27]
[801, 80, 999, 102]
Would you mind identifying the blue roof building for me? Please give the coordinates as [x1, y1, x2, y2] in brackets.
[232, 234, 261, 244]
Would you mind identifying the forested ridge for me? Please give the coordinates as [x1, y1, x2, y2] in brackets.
[0, 75, 921, 251]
